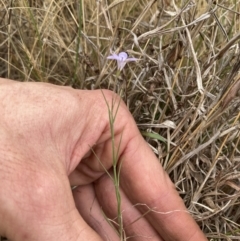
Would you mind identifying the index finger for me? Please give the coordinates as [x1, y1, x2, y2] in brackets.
[119, 129, 207, 241]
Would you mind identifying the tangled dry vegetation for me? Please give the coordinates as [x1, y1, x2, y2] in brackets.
[1, 0, 240, 240]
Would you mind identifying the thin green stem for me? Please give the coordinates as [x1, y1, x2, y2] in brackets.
[102, 90, 124, 240]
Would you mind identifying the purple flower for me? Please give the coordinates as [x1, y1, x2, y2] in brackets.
[107, 52, 137, 71]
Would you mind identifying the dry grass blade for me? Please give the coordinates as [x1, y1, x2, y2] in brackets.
[131, 0, 156, 32]
[137, 6, 214, 41]
[204, 32, 240, 72]
[167, 130, 221, 173]
[181, 17, 203, 94]
[222, 75, 240, 109]
[193, 112, 240, 202]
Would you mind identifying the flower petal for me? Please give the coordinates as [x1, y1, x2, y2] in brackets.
[107, 53, 120, 60]
[117, 60, 126, 71]
[118, 52, 128, 61]
[106, 51, 137, 71]
[125, 57, 138, 62]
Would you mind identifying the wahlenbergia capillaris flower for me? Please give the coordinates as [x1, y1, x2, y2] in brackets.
[107, 52, 137, 71]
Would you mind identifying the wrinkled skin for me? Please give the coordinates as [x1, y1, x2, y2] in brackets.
[0, 78, 207, 241]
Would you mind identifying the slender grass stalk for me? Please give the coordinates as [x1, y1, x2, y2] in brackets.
[72, 0, 82, 86]
[102, 90, 124, 241]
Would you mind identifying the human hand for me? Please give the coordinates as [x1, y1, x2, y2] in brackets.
[0, 78, 207, 241]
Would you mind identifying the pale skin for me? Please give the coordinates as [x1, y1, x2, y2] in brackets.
[0, 78, 207, 241]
